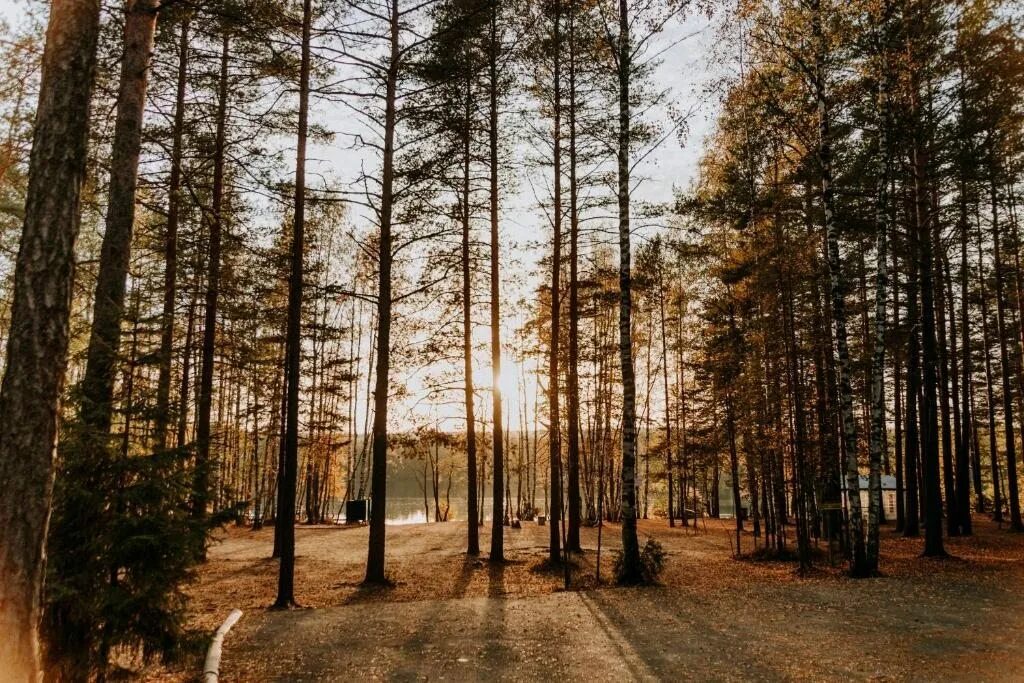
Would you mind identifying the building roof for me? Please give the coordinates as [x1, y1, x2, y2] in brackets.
[841, 475, 897, 491]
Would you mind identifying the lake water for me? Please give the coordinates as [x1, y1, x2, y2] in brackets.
[335, 496, 498, 525]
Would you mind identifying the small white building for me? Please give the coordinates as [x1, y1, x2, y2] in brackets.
[842, 474, 898, 519]
[717, 476, 752, 520]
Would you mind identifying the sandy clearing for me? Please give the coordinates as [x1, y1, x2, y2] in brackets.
[163, 516, 1024, 681]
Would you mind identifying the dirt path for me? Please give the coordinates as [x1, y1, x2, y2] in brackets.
[223, 580, 1021, 681]
[182, 517, 1024, 681]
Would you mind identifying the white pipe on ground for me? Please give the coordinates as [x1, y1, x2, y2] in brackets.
[203, 608, 243, 683]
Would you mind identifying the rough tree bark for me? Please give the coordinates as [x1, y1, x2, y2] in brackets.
[977, 218, 1003, 522]
[813, 0, 866, 576]
[935, 227, 958, 537]
[616, 0, 642, 582]
[565, 0, 582, 552]
[990, 176, 1022, 530]
[0, 0, 102, 676]
[547, 0, 563, 565]
[954, 208, 974, 531]
[366, 0, 400, 584]
[275, 0, 312, 608]
[657, 246, 675, 528]
[193, 32, 230, 526]
[911, 84, 945, 557]
[488, 0, 505, 561]
[955, 59, 978, 523]
[78, 0, 161, 444]
[461, 71, 479, 556]
[155, 13, 190, 451]
[866, 5, 892, 574]
[725, 310, 742, 557]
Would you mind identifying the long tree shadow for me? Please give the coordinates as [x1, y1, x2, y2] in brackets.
[478, 560, 513, 672]
[381, 556, 509, 678]
[579, 586, 789, 680]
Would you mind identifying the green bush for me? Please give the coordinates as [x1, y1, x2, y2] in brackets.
[613, 538, 668, 584]
[44, 426, 211, 679]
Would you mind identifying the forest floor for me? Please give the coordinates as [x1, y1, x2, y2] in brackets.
[157, 514, 1024, 681]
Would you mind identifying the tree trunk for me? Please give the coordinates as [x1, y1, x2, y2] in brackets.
[952, 215, 973, 531]
[155, 13, 189, 451]
[365, 0, 400, 584]
[977, 214, 1003, 522]
[866, 54, 891, 573]
[911, 88, 945, 556]
[935, 229, 958, 537]
[177, 288, 198, 449]
[193, 32, 230, 527]
[565, 0, 582, 552]
[275, 0, 312, 608]
[0, 0, 102, 674]
[904, 206, 925, 541]
[814, 0, 866, 575]
[956, 63, 981, 519]
[272, 336, 289, 557]
[725, 342, 742, 556]
[616, 0, 642, 581]
[808, 183, 841, 544]
[990, 176, 1022, 530]
[78, 0, 160, 446]
[488, 0, 505, 561]
[658, 246, 674, 529]
[547, 0, 563, 565]
[893, 242, 906, 531]
[461, 74, 479, 555]
[676, 292, 689, 528]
